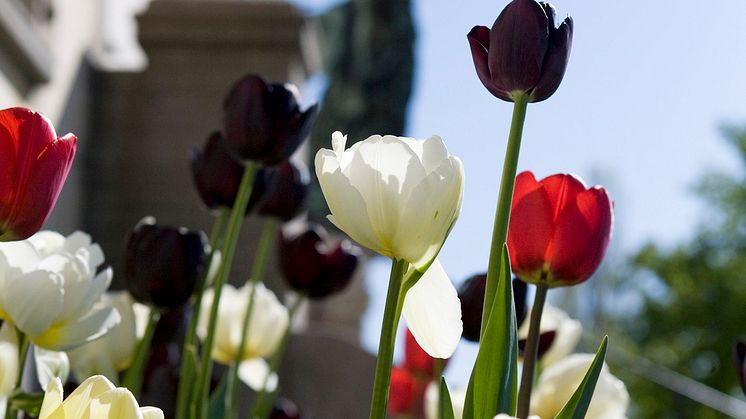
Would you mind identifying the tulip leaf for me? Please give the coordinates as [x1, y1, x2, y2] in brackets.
[207, 373, 228, 419]
[439, 377, 456, 419]
[554, 336, 609, 419]
[463, 244, 518, 418]
[9, 390, 44, 417]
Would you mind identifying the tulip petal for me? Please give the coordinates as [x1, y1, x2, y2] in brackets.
[508, 172, 554, 281]
[407, 135, 449, 175]
[35, 347, 70, 389]
[403, 259, 462, 358]
[56, 375, 115, 418]
[0, 324, 18, 396]
[88, 388, 142, 418]
[4, 270, 62, 337]
[39, 377, 64, 419]
[238, 358, 278, 392]
[315, 148, 382, 254]
[467, 26, 512, 101]
[530, 17, 574, 103]
[33, 304, 121, 351]
[141, 406, 165, 419]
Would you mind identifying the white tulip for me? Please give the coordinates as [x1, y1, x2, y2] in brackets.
[39, 375, 163, 419]
[67, 292, 148, 383]
[0, 231, 120, 351]
[315, 131, 464, 270]
[198, 283, 288, 391]
[0, 323, 18, 418]
[530, 353, 629, 419]
[35, 347, 70, 389]
[518, 303, 582, 366]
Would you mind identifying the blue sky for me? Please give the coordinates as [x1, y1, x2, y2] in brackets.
[292, 0, 746, 385]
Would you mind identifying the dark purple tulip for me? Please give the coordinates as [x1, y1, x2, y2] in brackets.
[190, 131, 245, 212]
[279, 223, 361, 299]
[468, 0, 573, 103]
[256, 160, 309, 221]
[737, 341, 746, 396]
[222, 74, 318, 165]
[270, 398, 303, 419]
[458, 274, 528, 342]
[125, 217, 208, 311]
[518, 330, 556, 359]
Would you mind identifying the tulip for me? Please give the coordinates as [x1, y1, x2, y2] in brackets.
[0, 324, 18, 417]
[191, 131, 246, 212]
[403, 328, 443, 378]
[458, 274, 528, 342]
[67, 292, 148, 382]
[388, 367, 428, 416]
[530, 353, 629, 419]
[125, 217, 208, 311]
[0, 230, 119, 351]
[39, 375, 163, 419]
[279, 222, 360, 299]
[737, 341, 746, 396]
[256, 160, 309, 221]
[315, 131, 464, 271]
[222, 74, 318, 165]
[0, 107, 77, 241]
[508, 172, 613, 287]
[467, 0, 573, 102]
[518, 303, 581, 366]
[197, 283, 288, 390]
[35, 347, 70, 389]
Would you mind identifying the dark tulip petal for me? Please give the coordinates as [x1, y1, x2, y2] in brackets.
[458, 273, 487, 342]
[539, 1, 557, 30]
[467, 26, 513, 102]
[190, 131, 245, 211]
[513, 277, 528, 326]
[222, 75, 272, 162]
[309, 241, 359, 298]
[259, 160, 309, 221]
[490, 0, 550, 94]
[269, 398, 302, 419]
[246, 166, 271, 215]
[530, 16, 574, 102]
[736, 341, 746, 396]
[518, 330, 556, 359]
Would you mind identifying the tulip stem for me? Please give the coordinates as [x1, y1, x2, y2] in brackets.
[176, 207, 230, 419]
[194, 161, 259, 419]
[5, 330, 29, 419]
[249, 292, 305, 419]
[516, 282, 548, 419]
[369, 258, 409, 419]
[480, 93, 529, 336]
[225, 218, 278, 419]
[122, 309, 159, 399]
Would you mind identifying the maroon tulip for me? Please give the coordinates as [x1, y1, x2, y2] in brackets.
[508, 171, 613, 287]
[223, 74, 318, 165]
[468, 0, 573, 102]
[256, 160, 309, 221]
[458, 274, 528, 342]
[279, 223, 360, 299]
[737, 341, 746, 396]
[0, 107, 77, 241]
[125, 217, 208, 310]
[190, 131, 245, 212]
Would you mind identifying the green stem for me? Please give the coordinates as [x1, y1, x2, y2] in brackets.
[480, 93, 529, 336]
[369, 259, 409, 419]
[249, 293, 305, 419]
[225, 218, 278, 419]
[6, 330, 29, 419]
[121, 309, 159, 398]
[194, 162, 259, 419]
[175, 208, 230, 419]
[516, 283, 548, 419]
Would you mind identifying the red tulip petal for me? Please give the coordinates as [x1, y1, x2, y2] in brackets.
[548, 186, 612, 285]
[539, 173, 586, 221]
[508, 172, 553, 279]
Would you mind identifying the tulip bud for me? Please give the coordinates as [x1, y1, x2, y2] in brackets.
[468, 0, 573, 102]
[458, 274, 527, 342]
[190, 131, 245, 211]
[279, 223, 360, 299]
[125, 217, 208, 310]
[257, 160, 309, 221]
[0, 107, 77, 241]
[508, 171, 613, 287]
[222, 74, 318, 165]
[737, 341, 746, 396]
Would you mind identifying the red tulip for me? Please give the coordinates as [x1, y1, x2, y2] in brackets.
[388, 367, 427, 416]
[403, 328, 445, 378]
[507, 171, 613, 287]
[0, 107, 77, 241]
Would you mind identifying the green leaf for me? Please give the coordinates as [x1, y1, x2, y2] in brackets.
[554, 336, 609, 419]
[439, 377, 456, 419]
[465, 244, 518, 417]
[207, 372, 228, 419]
[9, 390, 44, 417]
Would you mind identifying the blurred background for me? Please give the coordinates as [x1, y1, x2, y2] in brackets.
[2, 0, 746, 417]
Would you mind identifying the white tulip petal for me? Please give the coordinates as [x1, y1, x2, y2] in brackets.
[412, 135, 449, 174]
[5, 270, 63, 337]
[35, 347, 70, 389]
[0, 239, 41, 272]
[34, 305, 121, 351]
[238, 358, 278, 392]
[56, 265, 112, 323]
[518, 304, 582, 367]
[39, 377, 65, 419]
[0, 324, 18, 396]
[88, 388, 141, 418]
[141, 406, 165, 419]
[402, 259, 462, 358]
[27, 231, 66, 257]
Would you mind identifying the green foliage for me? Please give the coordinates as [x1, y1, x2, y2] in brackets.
[615, 126, 746, 418]
[554, 336, 608, 419]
